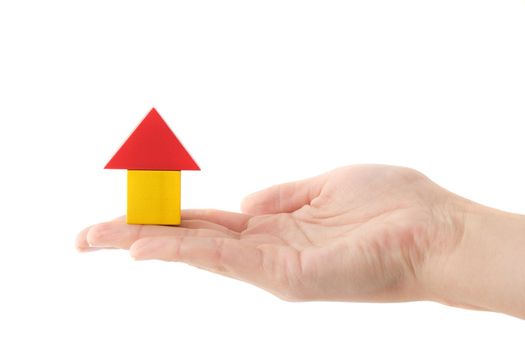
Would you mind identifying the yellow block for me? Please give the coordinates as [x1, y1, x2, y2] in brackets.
[127, 170, 181, 225]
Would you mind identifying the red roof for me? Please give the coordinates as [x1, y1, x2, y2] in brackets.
[105, 108, 200, 170]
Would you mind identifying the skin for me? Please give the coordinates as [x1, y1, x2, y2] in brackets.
[76, 165, 525, 319]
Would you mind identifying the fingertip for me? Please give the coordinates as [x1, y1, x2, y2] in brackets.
[85, 221, 120, 248]
[85, 224, 103, 247]
[129, 237, 158, 260]
[75, 225, 92, 251]
[240, 194, 254, 214]
[76, 216, 126, 250]
[129, 241, 143, 260]
[241, 191, 268, 215]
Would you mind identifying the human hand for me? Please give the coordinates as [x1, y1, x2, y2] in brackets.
[76, 165, 525, 318]
[77, 165, 463, 300]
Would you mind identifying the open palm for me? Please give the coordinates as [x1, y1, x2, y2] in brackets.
[77, 165, 465, 302]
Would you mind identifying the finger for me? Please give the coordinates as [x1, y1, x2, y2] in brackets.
[76, 216, 127, 251]
[131, 236, 308, 300]
[76, 216, 229, 250]
[76, 225, 99, 252]
[131, 236, 266, 279]
[241, 174, 327, 215]
[85, 220, 233, 250]
[182, 209, 252, 232]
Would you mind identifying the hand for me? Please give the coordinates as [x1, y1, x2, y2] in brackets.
[76, 165, 466, 302]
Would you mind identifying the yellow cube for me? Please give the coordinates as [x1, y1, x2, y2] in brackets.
[127, 170, 181, 225]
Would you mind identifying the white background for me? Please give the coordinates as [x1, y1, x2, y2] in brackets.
[1, 0, 524, 349]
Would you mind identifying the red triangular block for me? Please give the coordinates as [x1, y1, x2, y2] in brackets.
[105, 108, 200, 170]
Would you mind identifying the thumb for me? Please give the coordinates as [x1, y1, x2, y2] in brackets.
[241, 174, 326, 215]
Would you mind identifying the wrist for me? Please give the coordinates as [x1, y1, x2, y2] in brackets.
[424, 200, 525, 318]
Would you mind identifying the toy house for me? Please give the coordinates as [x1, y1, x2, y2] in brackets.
[105, 108, 200, 225]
